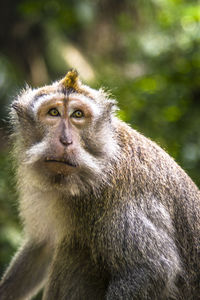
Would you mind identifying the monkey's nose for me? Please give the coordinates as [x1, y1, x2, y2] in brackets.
[59, 136, 73, 146]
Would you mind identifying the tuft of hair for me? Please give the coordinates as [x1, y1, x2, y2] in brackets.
[59, 69, 80, 92]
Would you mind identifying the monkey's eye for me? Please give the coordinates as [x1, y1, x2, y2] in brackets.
[71, 110, 84, 119]
[48, 108, 60, 117]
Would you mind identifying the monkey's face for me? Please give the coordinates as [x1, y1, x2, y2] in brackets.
[11, 84, 118, 193]
[33, 92, 105, 176]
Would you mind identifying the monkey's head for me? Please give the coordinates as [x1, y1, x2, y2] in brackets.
[11, 70, 119, 195]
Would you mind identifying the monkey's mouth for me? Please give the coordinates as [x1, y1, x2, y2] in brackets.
[45, 157, 78, 168]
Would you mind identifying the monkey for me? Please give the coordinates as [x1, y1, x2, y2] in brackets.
[0, 69, 200, 300]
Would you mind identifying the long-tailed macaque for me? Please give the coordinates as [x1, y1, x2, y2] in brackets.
[0, 69, 200, 300]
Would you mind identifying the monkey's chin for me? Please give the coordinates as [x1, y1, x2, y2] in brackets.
[44, 160, 78, 175]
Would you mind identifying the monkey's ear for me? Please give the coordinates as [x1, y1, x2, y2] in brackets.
[11, 101, 24, 117]
[11, 100, 35, 124]
[106, 99, 118, 114]
[11, 101, 31, 122]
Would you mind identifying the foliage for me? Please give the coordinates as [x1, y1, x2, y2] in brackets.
[0, 0, 199, 297]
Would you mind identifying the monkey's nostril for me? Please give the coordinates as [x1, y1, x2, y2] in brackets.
[59, 136, 73, 146]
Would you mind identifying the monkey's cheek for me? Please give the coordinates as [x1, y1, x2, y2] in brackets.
[44, 161, 78, 175]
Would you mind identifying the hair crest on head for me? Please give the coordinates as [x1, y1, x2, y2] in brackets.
[60, 69, 80, 93]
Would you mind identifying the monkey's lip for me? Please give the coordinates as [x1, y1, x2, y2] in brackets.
[45, 157, 78, 168]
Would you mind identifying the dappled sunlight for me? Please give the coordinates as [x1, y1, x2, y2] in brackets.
[60, 44, 95, 82]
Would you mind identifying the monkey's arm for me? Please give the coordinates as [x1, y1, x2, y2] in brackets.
[105, 208, 181, 299]
[0, 240, 52, 300]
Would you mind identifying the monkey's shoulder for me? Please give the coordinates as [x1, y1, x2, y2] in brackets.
[114, 118, 200, 197]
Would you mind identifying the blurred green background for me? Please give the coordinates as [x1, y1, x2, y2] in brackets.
[0, 0, 199, 298]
